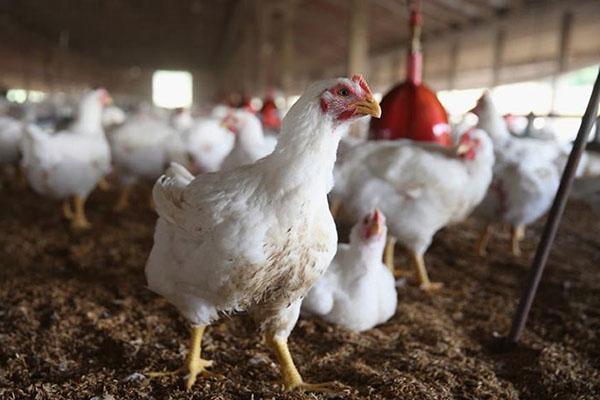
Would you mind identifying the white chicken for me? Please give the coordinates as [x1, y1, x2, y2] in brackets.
[178, 117, 234, 173]
[332, 129, 494, 289]
[302, 209, 397, 332]
[170, 107, 194, 132]
[21, 88, 112, 229]
[110, 111, 187, 211]
[220, 109, 277, 170]
[102, 105, 127, 129]
[0, 115, 23, 165]
[471, 92, 564, 256]
[145, 75, 381, 391]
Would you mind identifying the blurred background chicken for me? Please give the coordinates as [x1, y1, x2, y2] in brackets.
[109, 109, 188, 211]
[220, 109, 277, 170]
[332, 129, 494, 289]
[471, 92, 572, 256]
[176, 115, 234, 174]
[20, 88, 112, 229]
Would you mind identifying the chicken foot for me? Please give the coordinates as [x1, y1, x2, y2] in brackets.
[329, 197, 342, 219]
[411, 251, 443, 291]
[511, 225, 525, 256]
[267, 334, 340, 393]
[475, 224, 493, 256]
[114, 185, 133, 212]
[62, 198, 74, 220]
[71, 195, 91, 230]
[384, 235, 399, 276]
[97, 177, 111, 191]
[147, 325, 215, 390]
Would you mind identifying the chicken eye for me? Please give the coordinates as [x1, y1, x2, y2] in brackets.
[338, 88, 350, 97]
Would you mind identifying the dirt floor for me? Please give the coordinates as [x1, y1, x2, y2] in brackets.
[1, 174, 599, 400]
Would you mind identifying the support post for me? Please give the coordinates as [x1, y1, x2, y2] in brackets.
[448, 40, 459, 90]
[347, 0, 369, 76]
[280, 0, 296, 95]
[492, 28, 505, 87]
[507, 67, 600, 344]
[551, 11, 573, 111]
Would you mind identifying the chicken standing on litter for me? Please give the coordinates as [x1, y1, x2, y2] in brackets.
[110, 110, 187, 211]
[332, 129, 494, 289]
[302, 209, 397, 332]
[471, 92, 565, 256]
[145, 76, 381, 391]
[20, 88, 112, 229]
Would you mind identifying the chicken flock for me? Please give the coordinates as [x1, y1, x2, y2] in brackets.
[0, 75, 595, 393]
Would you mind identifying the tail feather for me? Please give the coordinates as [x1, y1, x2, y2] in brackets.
[152, 162, 195, 224]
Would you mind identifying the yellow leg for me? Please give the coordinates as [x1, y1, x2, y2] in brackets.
[62, 198, 74, 220]
[475, 224, 493, 257]
[184, 325, 213, 390]
[511, 225, 525, 256]
[411, 251, 443, 291]
[97, 177, 111, 191]
[148, 192, 155, 210]
[147, 325, 214, 390]
[329, 198, 342, 219]
[266, 334, 339, 393]
[71, 195, 91, 230]
[384, 236, 398, 276]
[114, 185, 132, 212]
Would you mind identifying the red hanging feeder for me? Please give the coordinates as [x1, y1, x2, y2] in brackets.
[260, 94, 281, 130]
[369, 1, 451, 145]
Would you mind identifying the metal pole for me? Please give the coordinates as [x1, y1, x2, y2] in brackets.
[507, 67, 600, 344]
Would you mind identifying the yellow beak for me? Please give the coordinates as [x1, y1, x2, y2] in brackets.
[366, 208, 384, 238]
[354, 96, 382, 118]
[456, 143, 470, 156]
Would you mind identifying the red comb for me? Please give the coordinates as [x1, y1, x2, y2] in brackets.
[352, 74, 372, 95]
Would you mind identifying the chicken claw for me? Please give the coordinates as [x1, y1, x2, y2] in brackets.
[384, 235, 397, 274]
[146, 325, 216, 390]
[329, 197, 342, 219]
[114, 185, 132, 212]
[511, 225, 525, 256]
[475, 224, 493, 257]
[71, 195, 91, 230]
[62, 199, 74, 220]
[410, 251, 443, 291]
[267, 334, 343, 394]
[97, 177, 111, 191]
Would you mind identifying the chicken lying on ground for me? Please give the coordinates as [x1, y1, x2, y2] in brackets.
[220, 109, 277, 170]
[21, 89, 112, 229]
[332, 129, 494, 290]
[302, 209, 397, 332]
[145, 75, 381, 391]
[471, 92, 564, 256]
[110, 111, 186, 211]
